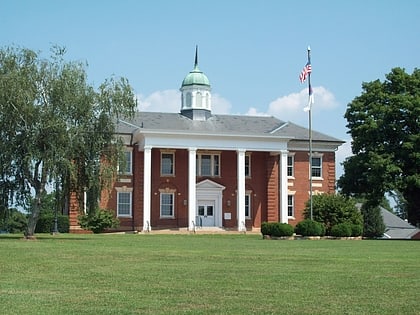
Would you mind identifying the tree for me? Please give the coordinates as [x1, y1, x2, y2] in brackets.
[303, 193, 363, 235]
[361, 201, 385, 238]
[338, 68, 420, 227]
[0, 46, 136, 238]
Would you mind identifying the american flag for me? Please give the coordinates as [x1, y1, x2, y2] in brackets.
[299, 62, 312, 83]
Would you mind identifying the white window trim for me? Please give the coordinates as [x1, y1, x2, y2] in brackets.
[118, 148, 133, 175]
[116, 187, 133, 218]
[245, 191, 252, 219]
[287, 153, 295, 179]
[287, 191, 296, 219]
[196, 152, 221, 177]
[310, 152, 324, 180]
[245, 154, 251, 178]
[159, 189, 176, 219]
[161, 150, 175, 176]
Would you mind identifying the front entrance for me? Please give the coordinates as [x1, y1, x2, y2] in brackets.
[197, 200, 215, 227]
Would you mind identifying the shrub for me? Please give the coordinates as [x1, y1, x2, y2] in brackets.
[303, 194, 363, 235]
[330, 223, 352, 237]
[261, 222, 294, 237]
[295, 219, 325, 236]
[78, 208, 119, 233]
[272, 223, 294, 237]
[350, 224, 363, 237]
[35, 215, 69, 233]
[0, 209, 27, 233]
[261, 222, 272, 236]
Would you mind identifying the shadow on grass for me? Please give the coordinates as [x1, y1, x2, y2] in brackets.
[0, 233, 92, 241]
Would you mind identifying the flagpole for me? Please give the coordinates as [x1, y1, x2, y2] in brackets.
[307, 46, 313, 220]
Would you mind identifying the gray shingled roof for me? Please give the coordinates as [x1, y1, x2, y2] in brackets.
[381, 207, 420, 239]
[117, 111, 343, 143]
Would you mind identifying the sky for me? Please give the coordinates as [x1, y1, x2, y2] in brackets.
[2, 0, 419, 179]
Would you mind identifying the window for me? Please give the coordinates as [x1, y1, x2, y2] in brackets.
[245, 194, 251, 219]
[161, 152, 174, 176]
[311, 157, 322, 178]
[117, 192, 132, 217]
[287, 195, 294, 217]
[119, 151, 132, 174]
[160, 193, 174, 218]
[196, 91, 202, 107]
[287, 155, 294, 177]
[245, 155, 251, 177]
[196, 153, 220, 176]
[186, 92, 192, 107]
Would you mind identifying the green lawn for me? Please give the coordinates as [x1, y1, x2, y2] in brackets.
[0, 234, 419, 315]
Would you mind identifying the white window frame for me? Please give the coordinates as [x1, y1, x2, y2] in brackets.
[117, 190, 132, 218]
[196, 153, 220, 177]
[245, 154, 251, 177]
[287, 154, 294, 178]
[160, 192, 175, 218]
[287, 194, 295, 218]
[161, 151, 175, 176]
[245, 193, 251, 219]
[118, 150, 132, 175]
[311, 154, 323, 179]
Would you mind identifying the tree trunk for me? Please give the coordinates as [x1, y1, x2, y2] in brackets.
[24, 186, 44, 239]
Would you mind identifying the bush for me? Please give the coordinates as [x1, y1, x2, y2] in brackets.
[295, 219, 325, 236]
[0, 209, 27, 233]
[330, 223, 352, 237]
[261, 222, 272, 236]
[304, 194, 363, 235]
[78, 208, 119, 233]
[261, 222, 294, 237]
[350, 224, 363, 237]
[272, 223, 294, 237]
[35, 215, 69, 233]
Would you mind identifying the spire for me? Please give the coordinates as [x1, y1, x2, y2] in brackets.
[194, 45, 198, 68]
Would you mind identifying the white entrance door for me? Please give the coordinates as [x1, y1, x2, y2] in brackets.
[197, 200, 215, 227]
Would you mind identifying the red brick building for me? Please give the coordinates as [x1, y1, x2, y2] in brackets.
[69, 51, 343, 233]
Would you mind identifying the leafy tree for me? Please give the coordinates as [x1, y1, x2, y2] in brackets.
[0, 46, 136, 238]
[338, 68, 420, 227]
[361, 201, 385, 238]
[304, 193, 363, 235]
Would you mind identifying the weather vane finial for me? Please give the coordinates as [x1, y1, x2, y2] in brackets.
[194, 45, 198, 68]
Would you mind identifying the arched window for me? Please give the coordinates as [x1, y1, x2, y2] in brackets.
[196, 92, 202, 107]
[186, 92, 192, 108]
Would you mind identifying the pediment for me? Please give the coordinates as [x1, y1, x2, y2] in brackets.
[196, 179, 225, 191]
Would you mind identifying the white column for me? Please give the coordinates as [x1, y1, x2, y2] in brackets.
[237, 149, 246, 232]
[280, 150, 288, 223]
[188, 148, 197, 231]
[143, 146, 152, 231]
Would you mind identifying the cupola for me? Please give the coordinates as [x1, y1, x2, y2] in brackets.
[180, 46, 212, 120]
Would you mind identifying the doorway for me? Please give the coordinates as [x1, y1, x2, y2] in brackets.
[197, 200, 215, 227]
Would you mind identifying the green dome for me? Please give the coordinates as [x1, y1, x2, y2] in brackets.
[181, 65, 210, 87]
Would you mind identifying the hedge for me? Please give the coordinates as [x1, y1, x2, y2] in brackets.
[295, 219, 325, 236]
[35, 215, 69, 233]
[261, 222, 294, 237]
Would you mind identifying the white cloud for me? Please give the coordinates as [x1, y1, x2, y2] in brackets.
[267, 86, 338, 122]
[137, 89, 180, 112]
[136, 89, 232, 114]
[245, 107, 270, 116]
[211, 93, 232, 114]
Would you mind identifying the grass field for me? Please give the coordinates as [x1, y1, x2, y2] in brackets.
[0, 233, 419, 315]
